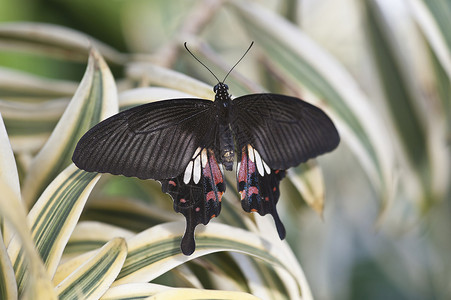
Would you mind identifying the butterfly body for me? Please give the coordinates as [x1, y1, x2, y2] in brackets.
[73, 78, 339, 255]
[213, 83, 235, 171]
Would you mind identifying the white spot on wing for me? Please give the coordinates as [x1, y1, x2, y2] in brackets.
[236, 162, 241, 177]
[263, 160, 271, 174]
[201, 148, 208, 167]
[254, 149, 264, 176]
[193, 155, 201, 184]
[192, 147, 201, 158]
[248, 144, 255, 162]
[184, 161, 193, 184]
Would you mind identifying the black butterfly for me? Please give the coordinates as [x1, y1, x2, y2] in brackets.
[72, 43, 340, 255]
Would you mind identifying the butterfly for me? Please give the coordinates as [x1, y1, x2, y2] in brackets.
[72, 42, 340, 255]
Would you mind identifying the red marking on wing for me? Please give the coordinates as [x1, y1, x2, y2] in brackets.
[238, 151, 248, 182]
[238, 148, 256, 182]
[249, 186, 259, 195]
[203, 151, 223, 184]
[201, 149, 225, 205]
[239, 186, 259, 200]
[168, 180, 177, 187]
[206, 191, 216, 201]
[180, 198, 186, 203]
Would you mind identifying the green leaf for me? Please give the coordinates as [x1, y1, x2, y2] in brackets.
[412, 0, 451, 79]
[101, 283, 261, 300]
[287, 161, 325, 218]
[1, 99, 68, 153]
[0, 115, 56, 299]
[55, 237, 127, 300]
[142, 288, 261, 300]
[0, 67, 77, 99]
[8, 165, 100, 293]
[0, 22, 126, 64]
[22, 47, 118, 207]
[125, 63, 214, 99]
[113, 222, 310, 299]
[362, 0, 450, 213]
[60, 221, 134, 262]
[0, 231, 17, 300]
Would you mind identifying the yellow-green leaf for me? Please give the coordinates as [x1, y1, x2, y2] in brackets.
[22, 47, 117, 207]
[55, 238, 127, 300]
[0, 231, 17, 300]
[287, 161, 325, 217]
[8, 165, 100, 293]
[1, 116, 56, 299]
[101, 283, 260, 300]
[113, 222, 310, 299]
[126, 63, 214, 99]
[0, 22, 126, 64]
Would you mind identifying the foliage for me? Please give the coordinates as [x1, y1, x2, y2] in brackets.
[0, 0, 449, 299]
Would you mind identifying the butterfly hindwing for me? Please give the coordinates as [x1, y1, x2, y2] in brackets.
[72, 98, 215, 180]
[161, 148, 225, 255]
[231, 93, 340, 170]
[237, 144, 287, 239]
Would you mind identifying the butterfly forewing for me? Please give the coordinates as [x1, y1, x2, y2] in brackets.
[72, 99, 215, 180]
[231, 93, 340, 170]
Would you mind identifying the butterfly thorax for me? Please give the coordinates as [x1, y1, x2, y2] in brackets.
[213, 83, 234, 171]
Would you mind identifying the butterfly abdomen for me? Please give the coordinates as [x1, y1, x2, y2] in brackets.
[218, 124, 234, 171]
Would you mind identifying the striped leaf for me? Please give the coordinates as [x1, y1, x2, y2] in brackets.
[125, 63, 214, 99]
[101, 283, 260, 300]
[112, 222, 310, 299]
[411, 0, 451, 79]
[0, 22, 126, 64]
[7, 165, 100, 294]
[363, 0, 450, 216]
[55, 237, 127, 300]
[21, 48, 118, 207]
[0, 231, 17, 300]
[0, 67, 77, 99]
[287, 161, 325, 217]
[1, 99, 69, 153]
[1, 115, 56, 299]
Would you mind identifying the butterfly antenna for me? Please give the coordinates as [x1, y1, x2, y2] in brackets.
[222, 41, 254, 83]
[184, 42, 220, 83]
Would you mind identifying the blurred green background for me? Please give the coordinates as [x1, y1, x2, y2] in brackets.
[1, 0, 449, 299]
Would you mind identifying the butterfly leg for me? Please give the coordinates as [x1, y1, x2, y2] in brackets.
[237, 145, 287, 239]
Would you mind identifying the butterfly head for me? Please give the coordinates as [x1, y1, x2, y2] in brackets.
[213, 82, 229, 93]
[213, 82, 231, 103]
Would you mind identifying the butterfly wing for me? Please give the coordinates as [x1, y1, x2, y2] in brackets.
[72, 98, 215, 180]
[231, 93, 340, 170]
[232, 93, 339, 238]
[161, 148, 225, 255]
[237, 144, 286, 239]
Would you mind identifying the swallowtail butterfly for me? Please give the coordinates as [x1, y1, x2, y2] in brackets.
[72, 42, 340, 255]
